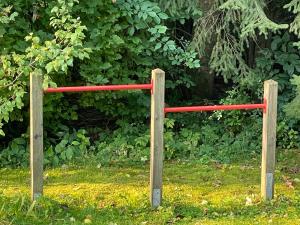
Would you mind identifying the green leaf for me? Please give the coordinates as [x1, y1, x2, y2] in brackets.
[128, 26, 135, 36]
[155, 43, 162, 50]
[45, 63, 53, 74]
[157, 26, 167, 34]
[66, 147, 74, 160]
[72, 141, 80, 146]
[0, 129, 5, 136]
[112, 35, 124, 45]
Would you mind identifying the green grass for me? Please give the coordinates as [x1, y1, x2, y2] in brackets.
[0, 151, 300, 225]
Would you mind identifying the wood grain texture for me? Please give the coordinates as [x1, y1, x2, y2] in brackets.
[30, 72, 44, 201]
[150, 68, 165, 207]
[261, 80, 278, 200]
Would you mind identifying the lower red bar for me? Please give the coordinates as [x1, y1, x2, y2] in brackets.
[164, 103, 266, 113]
[44, 84, 152, 93]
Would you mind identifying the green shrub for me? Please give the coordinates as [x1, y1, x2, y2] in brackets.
[285, 75, 300, 121]
[0, 0, 201, 167]
[44, 128, 91, 167]
[277, 119, 300, 149]
[0, 0, 200, 138]
[0, 128, 91, 168]
[0, 136, 28, 168]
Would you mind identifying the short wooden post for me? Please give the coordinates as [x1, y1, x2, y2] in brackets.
[30, 71, 44, 201]
[150, 68, 165, 207]
[261, 80, 278, 200]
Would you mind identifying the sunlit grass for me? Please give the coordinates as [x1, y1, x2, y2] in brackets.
[0, 151, 299, 224]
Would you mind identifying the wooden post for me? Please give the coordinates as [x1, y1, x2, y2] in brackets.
[261, 80, 278, 200]
[150, 68, 165, 207]
[30, 71, 44, 201]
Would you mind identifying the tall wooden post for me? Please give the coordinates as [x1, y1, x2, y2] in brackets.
[150, 68, 165, 207]
[261, 80, 278, 200]
[30, 71, 44, 201]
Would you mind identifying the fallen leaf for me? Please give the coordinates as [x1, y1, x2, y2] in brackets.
[84, 215, 92, 224]
[201, 200, 208, 205]
[245, 196, 253, 206]
[43, 173, 49, 180]
[212, 180, 222, 187]
[282, 175, 295, 189]
[212, 212, 219, 217]
[84, 218, 92, 224]
[98, 201, 106, 209]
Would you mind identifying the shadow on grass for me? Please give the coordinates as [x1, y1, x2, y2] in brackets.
[1, 193, 298, 225]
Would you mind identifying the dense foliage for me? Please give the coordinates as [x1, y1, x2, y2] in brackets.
[0, 0, 300, 167]
[192, 0, 300, 149]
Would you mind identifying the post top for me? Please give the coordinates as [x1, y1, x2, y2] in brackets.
[264, 80, 278, 85]
[152, 68, 165, 74]
[30, 70, 43, 77]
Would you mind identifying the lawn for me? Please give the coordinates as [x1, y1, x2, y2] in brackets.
[0, 151, 300, 225]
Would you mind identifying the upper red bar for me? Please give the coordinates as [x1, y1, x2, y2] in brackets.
[164, 103, 266, 113]
[44, 84, 152, 93]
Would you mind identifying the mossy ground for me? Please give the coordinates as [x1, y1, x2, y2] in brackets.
[0, 151, 299, 225]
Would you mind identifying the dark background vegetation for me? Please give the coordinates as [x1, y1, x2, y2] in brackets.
[0, 0, 299, 167]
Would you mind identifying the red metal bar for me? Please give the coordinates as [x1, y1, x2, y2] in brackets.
[44, 83, 152, 93]
[164, 103, 266, 113]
